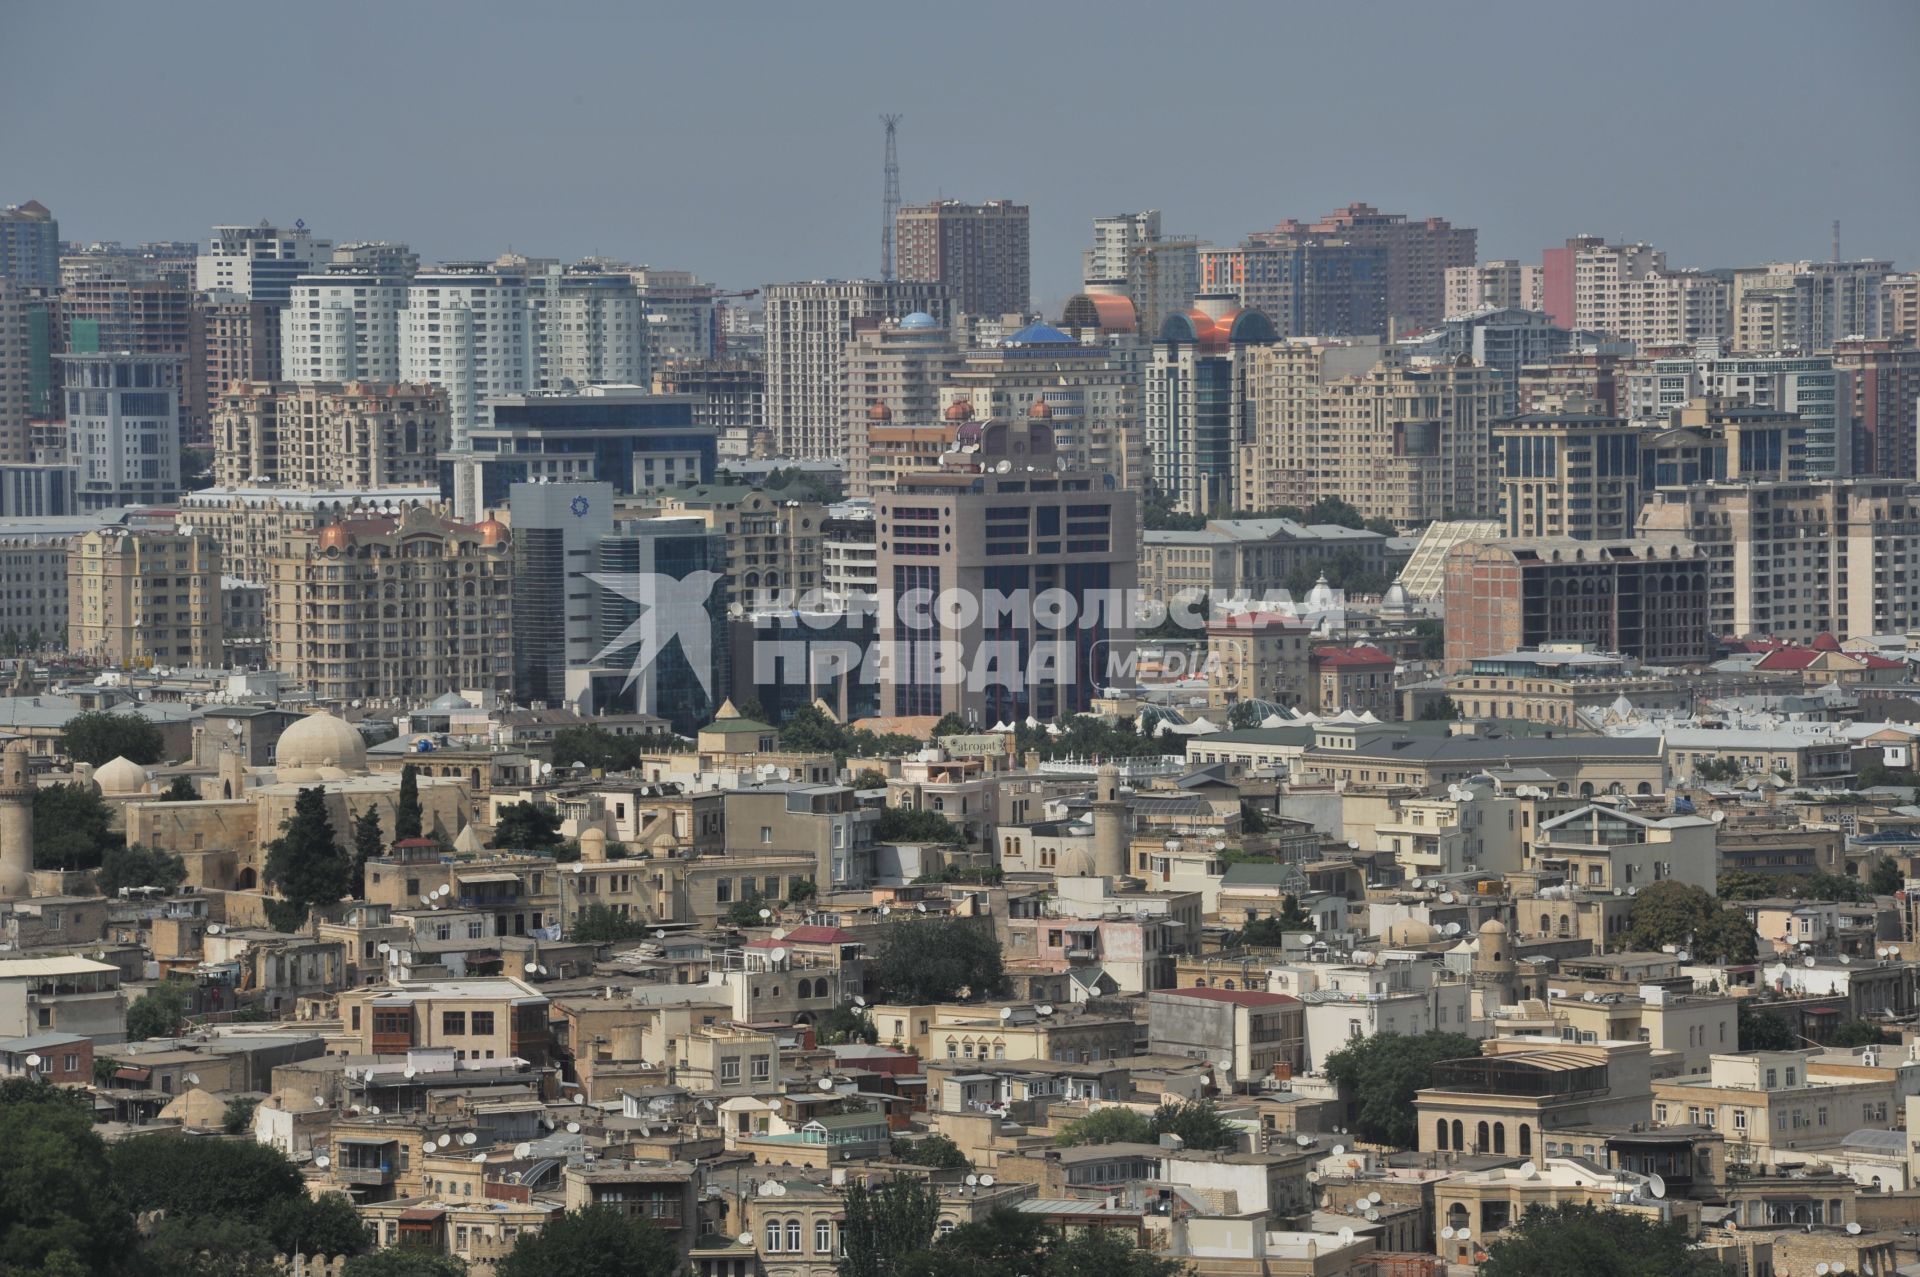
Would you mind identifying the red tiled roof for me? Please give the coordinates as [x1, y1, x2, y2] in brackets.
[1311, 644, 1393, 668]
[1754, 648, 1818, 671]
[744, 926, 854, 948]
[1164, 987, 1298, 1008]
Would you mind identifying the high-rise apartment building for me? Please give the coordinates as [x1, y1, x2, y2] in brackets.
[875, 413, 1137, 723]
[282, 268, 407, 383]
[0, 285, 30, 464]
[1441, 537, 1711, 672]
[579, 517, 729, 732]
[213, 381, 447, 490]
[1082, 212, 1200, 341]
[0, 202, 59, 288]
[529, 266, 649, 391]
[399, 266, 532, 447]
[269, 507, 512, 702]
[60, 263, 200, 436]
[943, 323, 1143, 491]
[632, 268, 717, 363]
[1306, 203, 1476, 330]
[1396, 308, 1592, 417]
[1237, 343, 1502, 524]
[1882, 274, 1919, 342]
[1639, 479, 1920, 642]
[654, 358, 765, 460]
[58, 352, 182, 509]
[1623, 346, 1853, 477]
[192, 291, 282, 406]
[331, 241, 418, 277]
[508, 480, 613, 709]
[1146, 299, 1281, 514]
[196, 222, 332, 303]
[761, 280, 951, 459]
[1732, 259, 1891, 353]
[840, 313, 965, 499]
[67, 527, 224, 667]
[1549, 237, 1729, 351]
[1830, 336, 1920, 480]
[1445, 260, 1543, 317]
[895, 200, 1030, 318]
[179, 487, 444, 586]
[1200, 235, 1388, 339]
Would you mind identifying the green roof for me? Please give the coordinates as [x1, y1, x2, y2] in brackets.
[703, 717, 775, 734]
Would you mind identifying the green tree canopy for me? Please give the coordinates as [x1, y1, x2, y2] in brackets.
[891, 1133, 971, 1170]
[1419, 695, 1462, 721]
[899, 1211, 1190, 1277]
[160, 775, 198, 802]
[816, 1003, 878, 1046]
[61, 711, 164, 766]
[0, 1079, 139, 1277]
[1738, 1002, 1799, 1051]
[1235, 894, 1312, 948]
[222, 1096, 260, 1136]
[1324, 1031, 1482, 1147]
[490, 800, 563, 850]
[1056, 1106, 1153, 1147]
[840, 1175, 941, 1277]
[107, 1133, 304, 1221]
[394, 763, 423, 841]
[932, 712, 972, 737]
[1826, 1019, 1892, 1048]
[263, 786, 348, 923]
[125, 981, 191, 1041]
[874, 807, 965, 845]
[494, 1205, 680, 1277]
[33, 782, 121, 871]
[1477, 1203, 1733, 1277]
[1149, 1099, 1240, 1152]
[1616, 881, 1757, 964]
[95, 842, 186, 897]
[343, 1251, 470, 1277]
[569, 903, 649, 944]
[868, 917, 1007, 1003]
[1869, 856, 1904, 896]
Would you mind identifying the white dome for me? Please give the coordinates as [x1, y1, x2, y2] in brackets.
[276, 711, 368, 772]
[95, 755, 148, 795]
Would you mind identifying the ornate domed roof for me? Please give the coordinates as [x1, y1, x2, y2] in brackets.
[1007, 322, 1073, 346]
[1381, 581, 1410, 609]
[899, 312, 938, 330]
[1478, 917, 1509, 936]
[474, 517, 508, 548]
[944, 399, 973, 422]
[276, 710, 368, 772]
[868, 400, 893, 421]
[95, 755, 148, 795]
[317, 524, 351, 552]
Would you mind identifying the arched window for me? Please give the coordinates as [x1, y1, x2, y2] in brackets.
[1476, 1121, 1490, 1152]
[786, 1221, 801, 1253]
[1519, 1124, 1531, 1157]
[1223, 979, 1236, 990]
[1452, 1120, 1464, 1150]
[816, 1220, 833, 1252]
[1447, 1203, 1469, 1231]
[766, 1220, 782, 1252]
[1437, 1120, 1450, 1150]
[1493, 1123, 1506, 1154]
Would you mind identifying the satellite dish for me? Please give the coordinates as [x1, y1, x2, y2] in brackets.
[461, 1132, 478, 1145]
[916, 902, 928, 913]
[572, 864, 584, 874]
[1332, 1144, 1345, 1156]
[1518, 1161, 1536, 1176]
[852, 995, 866, 1008]
[1408, 878, 1422, 889]
[436, 1134, 452, 1148]
[377, 942, 391, 954]
[185, 1073, 201, 1085]
[880, 906, 891, 915]
[772, 928, 788, 940]
[1296, 1134, 1313, 1147]
[1806, 956, 1816, 968]
[1339, 1226, 1356, 1245]
[1628, 886, 1638, 896]
[23, 1054, 41, 1069]
[770, 948, 789, 964]
[819, 1077, 835, 1092]
[1710, 810, 1726, 824]
[1439, 892, 1455, 904]
[514, 1142, 532, 1159]
[1817, 1266, 1830, 1276]
[404, 1066, 418, 1079]
[1648, 1173, 1666, 1199]
[566, 1122, 581, 1134]
[1456, 1228, 1470, 1241]
[471, 1152, 486, 1163]
[207, 923, 223, 935]
[965, 1173, 979, 1187]
[313, 1094, 327, 1108]
[1442, 1227, 1456, 1240]
[979, 1174, 994, 1186]
[421, 1144, 435, 1157]
[1366, 1208, 1381, 1221]
[1306, 1170, 1321, 1183]
[759, 908, 772, 920]
[369, 1105, 381, 1114]
[738, 1233, 754, 1246]
[315, 1154, 331, 1168]
[1613, 887, 1623, 896]
[1368, 1191, 1381, 1204]
[1847, 1222, 1863, 1235]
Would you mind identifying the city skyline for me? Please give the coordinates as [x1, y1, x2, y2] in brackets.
[4, 0, 1915, 308]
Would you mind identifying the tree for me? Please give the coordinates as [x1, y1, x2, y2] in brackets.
[1738, 1002, 1799, 1051]
[260, 1191, 369, 1258]
[107, 1133, 304, 1222]
[490, 800, 563, 850]
[1041, 1227, 1191, 1277]
[892, 1134, 970, 1170]
[1692, 757, 1743, 783]
[160, 775, 198, 802]
[1227, 701, 1265, 731]
[1239, 800, 1269, 835]
[778, 704, 845, 754]
[839, 1175, 941, 1277]
[1149, 1099, 1239, 1152]
[350, 806, 384, 897]
[1414, 618, 1445, 661]
[1056, 1106, 1153, 1147]
[222, 1096, 260, 1136]
[725, 892, 773, 928]
[1419, 696, 1462, 721]
[140, 1214, 281, 1277]
[1324, 1031, 1482, 1148]
[1477, 1203, 1732, 1277]
[570, 903, 648, 944]
[126, 981, 191, 1041]
[1236, 894, 1311, 948]
[263, 786, 348, 922]
[868, 917, 1007, 1003]
[1869, 856, 1904, 896]
[874, 807, 965, 845]
[1826, 1019, 1891, 1048]
[32, 782, 120, 871]
[94, 842, 187, 897]
[394, 763, 423, 841]
[900, 1212, 1190, 1277]
[60, 711, 164, 766]
[1305, 496, 1367, 529]
[788, 877, 817, 904]
[0, 1079, 139, 1277]
[1616, 881, 1756, 964]
[494, 1205, 679, 1277]
[855, 768, 887, 790]
[343, 1252, 470, 1277]
[817, 1003, 878, 1046]
[932, 712, 972, 738]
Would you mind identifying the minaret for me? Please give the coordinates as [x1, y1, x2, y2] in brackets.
[1090, 762, 1128, 879]
[0, 739, 35, 898]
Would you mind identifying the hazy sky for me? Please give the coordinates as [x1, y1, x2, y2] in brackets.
[5, 0, 1915, 310]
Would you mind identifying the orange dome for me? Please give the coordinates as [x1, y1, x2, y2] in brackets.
[868, 400, 893, 421]
[316, 524, 350, 551]
[1027, 399, 1053, 420]
[474, 517, 508, 548]
[943, 399, 973, 422]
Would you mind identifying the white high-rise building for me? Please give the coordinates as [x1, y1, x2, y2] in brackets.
[761, 280, 951, 459]
[281, 268, 407, 383]
[1624, 345, 1855, 477]
[633, 267, 717, 363]
[58, 352, 181, 509]
[529, 267, 648, 391]
[1083, 211, 1198, 340]
[399, 267, 533, 447]
[1445, 260, 1543, 317]
[196, 222, 332, 303]
[1570, 239, 1728, 351]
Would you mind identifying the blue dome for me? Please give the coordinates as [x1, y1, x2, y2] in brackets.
[899, 312, 938, 330]
[1008, 322, 1074, 346]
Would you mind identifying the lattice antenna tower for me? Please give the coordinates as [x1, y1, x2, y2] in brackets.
[881, 114, 902, 281]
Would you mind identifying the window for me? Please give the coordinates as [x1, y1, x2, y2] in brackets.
[786, 1221, 802, 1252]
[766, 1221, 782, 1252]
[443, 1011, 467, 1035]
[1733, 1109, 1748, 1130]
[751, 1056, 771, 1082]
[720, 1057, 741, 1084]
[761, 827, 773, 844]
[470, 1011, 494, 1035]
[816, 1220, 833, 1253]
